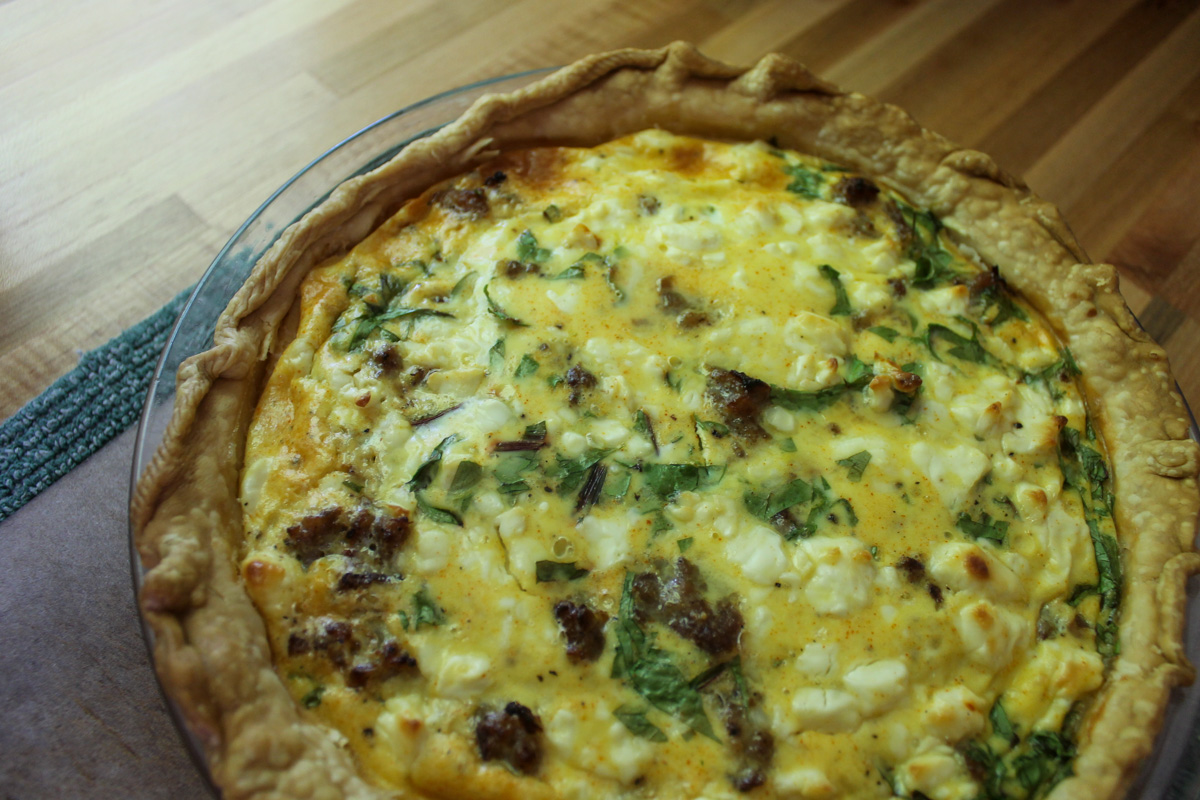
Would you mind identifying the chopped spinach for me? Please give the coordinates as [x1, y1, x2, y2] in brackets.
[514, 354, 540, 378]
[819, 264, 853, 316]
[550, 264, 585, 280]
[976, 277, 1029, 327]
[1023, 349, 1081, 399]
[575, 251, 625, 302]
[516, 229, 551, 262]
[604, 469, 632, 501]
[635, 409, 659, 454]
[642, 462, 725, 501]
[449, 271, 476, 299]
[345, 306, 453, 351]
[448, 461, 482, 495]
[868, 325, 900, 342]
[784, 163, 824, 199]
[892, 201, 959, 288]
[301, 685, 324, 709]
[1058, 427, 1111, 513]
[744, 477, 812, 521]
[956, 511, 1008, 544]
[488, 338, 506, 372]
[924, 322, 997, 366]
[535, 560, 589, 582]
[407, 586, 445, 630]
[408, 436, 457, 492]
[612, 573, 718, 740]
[989, 698, 1018, 746]
[416, 494, 462, 526]
[837, 450, 872, 482]
[613, 705, 668, 742]
[548, 448, 613, 495]
[484, 283, 527, 326]
[695, 418, 730, 437]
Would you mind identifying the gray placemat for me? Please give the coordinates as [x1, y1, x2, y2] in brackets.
[0, 287, 192, 522]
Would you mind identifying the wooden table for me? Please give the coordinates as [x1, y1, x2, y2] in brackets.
[2, 0, 1199, 420]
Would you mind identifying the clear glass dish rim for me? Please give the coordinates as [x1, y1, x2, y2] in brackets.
[125, 66, 1200, 799]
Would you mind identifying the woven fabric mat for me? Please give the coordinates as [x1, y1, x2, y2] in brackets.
[0, 288, 192, 522]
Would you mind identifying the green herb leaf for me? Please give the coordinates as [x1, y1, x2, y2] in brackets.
[484, 283, 527, 326]
[779, 438, 797, 453]
[343, 479, 364, 493]
[408, 436, 457, 492]
[769, 359, 874, 413]
[548, 448, 613, 495]
[634, 409, 658, 454]
[956, 511, 1008, 544]
[449, 271, 476, 299]
[648, 509, 673, 537]
[495, 452, 539, 485]
[488, 338, 506, 372]
[819, 264, 853, 316]
[979, 285, 1028, 327]
[516, 229, 551, 262]
[676, 537, 694, 553]
[1058, 426, 1111, 511]
[642, 463, 725, 501]
[1025, 349, 1081, 399]
[417, 494, 462, 526]
[411, 586, 445, 629]
[695, 418, 730, 437]
[612, 573, 718, 740]
[613, 705, 668, 742]
[1087, 518, 1121, 608]
[1066, 583, 1099, 606]
[604, 469, 632, 501]
[344, 306, 454, 351]
[891, 201, 960, 289]
[301, 685, 324, 709]
[535, 560, 590, 582]
[990, 698, 1018, 746]
[837, 450, 872, 482]
[744, 477, 813, 521]
[868, 325, 900, 342]
[1011, 730, 1075, 794]
[923, 322, 992, 365]
[514, 354, 540, 378]
[828, 497, 858, 527]
[449, 461, 482, 495]
[550, 264, 585, 280]
[574, 251, 627, 303]
[962, 739, 1007, 800]
[784, 163, 824, 199]
[543, 204, 562, 223]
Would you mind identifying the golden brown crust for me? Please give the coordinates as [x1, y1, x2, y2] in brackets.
[132, 42, 1200, 799]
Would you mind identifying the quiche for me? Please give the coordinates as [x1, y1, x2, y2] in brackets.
[131, 44, 1200, 800]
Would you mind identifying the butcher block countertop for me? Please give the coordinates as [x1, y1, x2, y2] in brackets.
[0, 1, 1198, 799]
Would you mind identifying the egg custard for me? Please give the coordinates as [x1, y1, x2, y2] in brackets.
[133, 45, 1200, 800]
[238, 130, 1123, 799]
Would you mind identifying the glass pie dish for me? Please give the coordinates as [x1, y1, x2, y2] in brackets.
[128, 68, 1200, 800]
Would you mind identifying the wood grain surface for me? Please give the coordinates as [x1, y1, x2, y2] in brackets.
[2, 0, 1198, 421]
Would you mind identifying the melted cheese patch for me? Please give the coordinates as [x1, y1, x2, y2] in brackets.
[240, 131, 1117, 799]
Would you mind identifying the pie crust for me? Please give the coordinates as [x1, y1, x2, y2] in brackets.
[131, 42, 1200, 800]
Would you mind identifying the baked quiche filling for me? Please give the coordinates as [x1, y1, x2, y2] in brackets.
[239, 131, 1120, 800]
